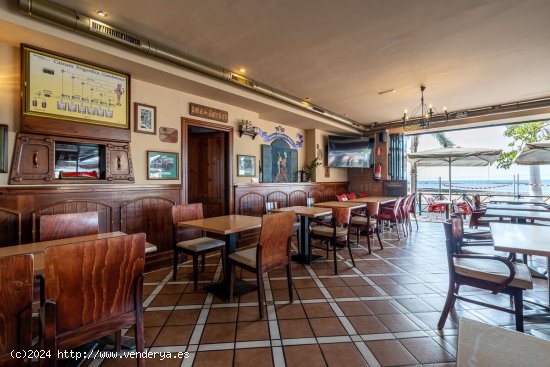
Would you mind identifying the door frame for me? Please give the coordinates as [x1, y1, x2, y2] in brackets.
[181, 117, 234, 214]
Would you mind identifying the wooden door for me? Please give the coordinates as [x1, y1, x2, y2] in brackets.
[188, 131, 227, 217]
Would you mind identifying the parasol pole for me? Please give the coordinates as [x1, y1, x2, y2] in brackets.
[448, 159, 452, 200]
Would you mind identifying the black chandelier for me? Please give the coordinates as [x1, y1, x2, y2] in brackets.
[402, 85, 449, 131]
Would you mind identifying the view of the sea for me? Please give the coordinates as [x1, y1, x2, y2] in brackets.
[415, 179, 550, 196]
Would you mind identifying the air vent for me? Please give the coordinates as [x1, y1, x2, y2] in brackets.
[230, 73, 255, 88]
[89, 19, 141, 47]
[312, 106, 325, 113]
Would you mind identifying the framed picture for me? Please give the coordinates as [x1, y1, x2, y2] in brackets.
[147, 151, 179, 180]
[237, 155, 256, 177]
[134, 103, 157, 135]
[0, 124, 7, 173]
[22, 45, 130, 129]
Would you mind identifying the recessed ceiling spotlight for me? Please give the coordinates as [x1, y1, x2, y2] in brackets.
[305, 97, 311, 101]
[238, 67, 246, 73]
[378, 89, 396, 95]
[96, 9, 108, 17]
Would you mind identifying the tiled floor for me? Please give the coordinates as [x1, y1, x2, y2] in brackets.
[93, 221, 550, 366]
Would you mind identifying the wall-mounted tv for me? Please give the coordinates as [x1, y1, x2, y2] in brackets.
[327, 136, 374, 168]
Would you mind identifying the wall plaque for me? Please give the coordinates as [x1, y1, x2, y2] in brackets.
[189, 103, 228, 123]
[159, 127, 178, 143]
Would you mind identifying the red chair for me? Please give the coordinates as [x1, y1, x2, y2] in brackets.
[336, 194, 349, 202]
[377, 197, 406, 239]
[359, 192, 369, 198]
[407, 194, 419, 230]
[346, 192, 357, 200]
[427, 198, 446, 220]
[457, 201, 472, 215]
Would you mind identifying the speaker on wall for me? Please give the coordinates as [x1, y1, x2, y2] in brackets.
[378, 131, 387, 143]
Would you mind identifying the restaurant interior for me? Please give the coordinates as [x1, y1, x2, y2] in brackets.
[1, 0, 550, 366]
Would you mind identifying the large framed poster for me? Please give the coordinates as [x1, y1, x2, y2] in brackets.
[21, 45, 131, 141]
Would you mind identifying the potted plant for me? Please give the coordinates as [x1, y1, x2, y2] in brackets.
[303, 157, 322, 182]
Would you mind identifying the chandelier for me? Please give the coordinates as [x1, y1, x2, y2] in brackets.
[402, 85, 449, 131]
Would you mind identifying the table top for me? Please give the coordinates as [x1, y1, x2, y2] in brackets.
[485, 209, 550, 221]
[491, 223, 550, 256]
[490, 197, 546, 205]
[272, 206, 332, 218]
[487, 203, 548, 212]
[178, 214, 262, 235]
[348, 196, 397, 204]
[313, 201, 366, 209]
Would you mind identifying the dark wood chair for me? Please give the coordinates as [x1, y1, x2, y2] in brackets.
[309, 207, 355, 274]
[0, 207, 22, 247]
[438, 218, 532, 332]
[41, 234, 146, 367]
[350, 201, 382, 254]
[265, 201, 300, 244]
[172, 203, 225, 289]
[228, 211, 296, 319]
[0, 254, 33, 367]
[39, 212, 99, 241]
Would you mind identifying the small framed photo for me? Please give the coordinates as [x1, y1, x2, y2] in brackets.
[0, 124, 7, 173]
[237, 155, 256, 177]
[134, 103, 156, 134]
[147, 151, 179, 180]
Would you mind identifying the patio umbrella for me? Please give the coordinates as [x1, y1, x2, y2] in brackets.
[514, 140, 550, 165]
[407, 147, 503, 197]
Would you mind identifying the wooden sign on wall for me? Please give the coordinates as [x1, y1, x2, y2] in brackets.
[189, 103, 228, 123]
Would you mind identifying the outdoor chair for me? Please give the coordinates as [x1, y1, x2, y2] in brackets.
[426, 197, 446, 221]
[438, 218, 532, 332]
[350, 201, 383, 254]
[39, 212, 99, 241]
[406, 193, 419, 230]
[378, 196, 406, 238]
[228, 211, 296, 319]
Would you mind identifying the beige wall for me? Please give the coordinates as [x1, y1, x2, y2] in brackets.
[0, 42, 308, 186]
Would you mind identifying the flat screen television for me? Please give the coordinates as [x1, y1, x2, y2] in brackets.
[327, 136, 374, 168]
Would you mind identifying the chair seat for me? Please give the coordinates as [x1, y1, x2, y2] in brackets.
[311, 226, 348, 237]
[228, 247, 257, 269]
[464, 228, 491, 238]
[350, 216, 376, 227]
[460, 246, 509, 258]
[176, 237, 225, 252]
[454, 258, 533, 290]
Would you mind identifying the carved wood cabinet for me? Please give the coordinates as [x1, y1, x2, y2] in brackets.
[10, 133, 134, 184]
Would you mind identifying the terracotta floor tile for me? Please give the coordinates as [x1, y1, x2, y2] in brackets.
[320, 342, 368, 367]
[236, 321, 270, 341]
[293, 278, 317, 288]
[177, 293, 206, 306]
[200, 322, 237, 344]
[337, 301, 373, 316]
[327, 286, 356, 298]
[153, 325, 193, 346]
[366, 339, 418, 366]
[234, 348, 274, 367]
[309, 317, 347, 337]
[207, 307, 239, 323]
[165, 309, 201, 325]
[284, 345, 327, 367]
[296, 287, 324, 299]
[158, 283, 187, 295]
[193, 350, 234, 367]
[377, 313, 422, 332]
[144, 310, 171, 327]
[400, 337, 455, 364]
[276, 303, 306, 319]
[272, 288, 298, 301]
[342, 277, 369, 286]
[148, 294, 181, 308]
[238, 305, 264, 321]
[362, 300, 401, 315]
[348, 315, 390, 334]
[278, 319, 314, 339]
[351, 285, 382, 297]
[303, 303, 336, 318]
[320, 277, 346, 287]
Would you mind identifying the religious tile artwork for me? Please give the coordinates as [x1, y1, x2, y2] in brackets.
[261, 138, 298, 183]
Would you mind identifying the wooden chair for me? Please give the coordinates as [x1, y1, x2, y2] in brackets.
[39, 212, 99, 241]
[172, 203, 225, 289]
[309, 207, 354, 274]
[41, 234, 146, 367]
[0, 254, 33, 367]
[350, 201, 382, 254]
[377, 197, 406, 238]
[0, 207, 22, 247]
[228, 211, 296, 319]
[438, 218, 532, 332]
[265, 201, 300, 242]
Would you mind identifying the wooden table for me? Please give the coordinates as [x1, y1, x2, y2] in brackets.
[272, 206, 332, 264]
[485, 209, 550, 223]
[313, 201, 366, 210]
[490, 197, 547, 205]
[487, 203, 548, 212]
[348, 196, 396, 205]
[0, 232, 157, 276]
[178, 215, 262, 298]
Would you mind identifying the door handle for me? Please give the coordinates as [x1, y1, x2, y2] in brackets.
[116, 155, 122, 170]
[32, 151, 39, 168]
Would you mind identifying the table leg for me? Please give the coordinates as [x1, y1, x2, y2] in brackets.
[204, 233, 256, 300]
[292, 216, 324, 264]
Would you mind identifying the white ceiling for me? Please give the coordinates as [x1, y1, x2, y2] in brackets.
[21, 0, 550, 126]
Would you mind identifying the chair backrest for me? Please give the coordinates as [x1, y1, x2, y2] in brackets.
[172, 203, 204, 242]
[306, 197, 315, 207]
[265, 201, 279, 214]
[473, 194, 482, 210]
[336, 193, 348, 202]
[347, 192, 357, 200]
[359, 192, 368, 198]
[39, 212, 99, 242]
[0, 254, 33, 366]
[443, 217, 464, 273]
[366, 202, 380, 217]
[463, 195, 475, 210]
[44, 233, 145, 336]
[451, 200, 460, 214]
[332, 207, 351, 227]
[0, 207, 21, 247]
[393, 197, 404, 216]
[407, 194, 417, 213]
[258, 211, 296, 270]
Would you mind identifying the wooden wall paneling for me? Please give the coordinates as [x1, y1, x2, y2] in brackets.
[238, 193, 265, 217]
[0, 207, 21, 247]
[308, 189, 323, 204]
[289, 190, 307, 207]
[266, 191, 288, 208]
[323, 186, 336, 201]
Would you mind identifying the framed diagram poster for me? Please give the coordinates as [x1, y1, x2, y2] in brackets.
[22, 45, 130, 132]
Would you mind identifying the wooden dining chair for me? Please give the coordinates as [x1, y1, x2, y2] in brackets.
[39, 212, 99, 241]
[350, 202, 382, 254]
[41, 234, 146, 367]
[0, 207, 22, 247]
[228, 211, 296, 319]
[309, 207, 354, 274]
[439, 218, 532, 332]
[172, 203, 225, 289]
[265, 201, 300, 244]
[0, 254, 33, 367]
